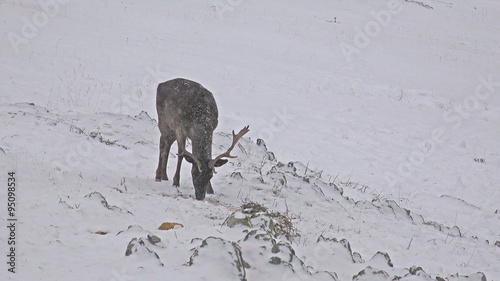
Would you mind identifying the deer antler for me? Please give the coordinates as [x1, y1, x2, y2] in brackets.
[209, 126, 250, 173]
[178, 148, 203, 172]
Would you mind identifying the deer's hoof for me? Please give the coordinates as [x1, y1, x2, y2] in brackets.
[195, 192, 206, 200]
[155, 175, 168, 182]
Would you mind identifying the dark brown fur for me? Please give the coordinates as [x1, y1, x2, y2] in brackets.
[155, 78, 227, 200]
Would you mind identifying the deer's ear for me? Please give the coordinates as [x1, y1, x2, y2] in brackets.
[213, 159, 228, 167]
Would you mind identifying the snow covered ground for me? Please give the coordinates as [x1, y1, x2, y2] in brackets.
[1, 0, 499, 280]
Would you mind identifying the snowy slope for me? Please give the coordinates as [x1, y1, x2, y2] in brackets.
[0, 102, 496, 280]
[1, 0, 499, 280]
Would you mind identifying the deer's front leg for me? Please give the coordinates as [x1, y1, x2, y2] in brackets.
[173, 137, 186, 187]
[155, 135, 169, 181]
[172, 154, 183, 186]
[206, 182, 214, 194]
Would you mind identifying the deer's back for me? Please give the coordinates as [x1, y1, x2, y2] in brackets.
[157, 78, 219, 134]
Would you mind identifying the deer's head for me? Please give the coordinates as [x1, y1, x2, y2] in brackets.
[180, 126, 249, 200]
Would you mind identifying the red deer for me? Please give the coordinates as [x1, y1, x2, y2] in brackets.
[155, 78, 249, 200]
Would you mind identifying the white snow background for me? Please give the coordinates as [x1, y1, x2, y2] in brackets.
[0, 0, 499, 280]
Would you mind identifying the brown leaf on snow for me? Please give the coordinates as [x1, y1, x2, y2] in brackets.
[158, 222, 184, 230]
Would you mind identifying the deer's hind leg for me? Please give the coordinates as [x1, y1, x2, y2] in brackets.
[155, 128, 176, 181]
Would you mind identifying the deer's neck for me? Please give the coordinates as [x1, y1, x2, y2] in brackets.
[191, 132, 213, 160]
